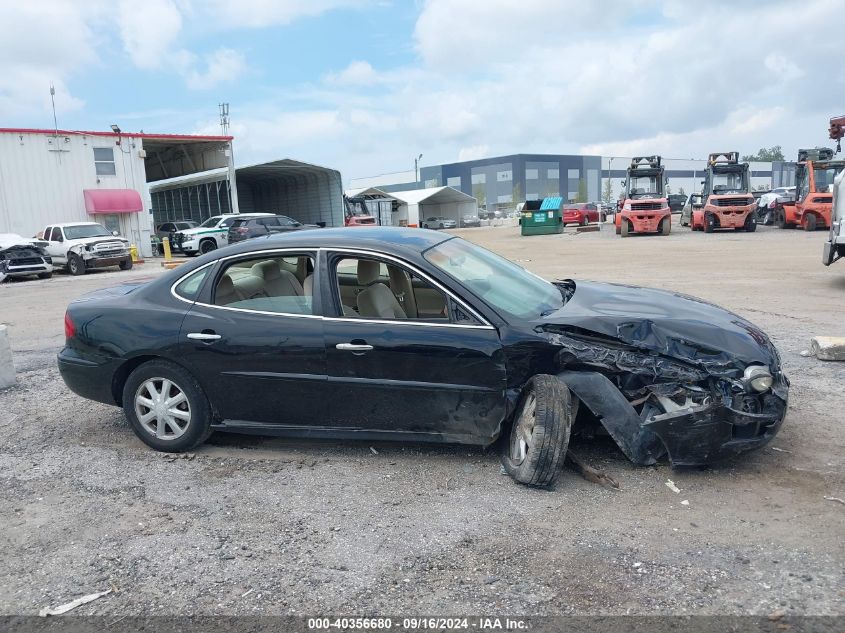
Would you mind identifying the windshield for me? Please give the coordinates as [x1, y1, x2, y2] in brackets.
[423, 237, 563, 320]
[63, 224, 112, 239]
[814, 165, 844, 193]
[628, 175, 661, 198]
[711, 170, 747, 194]
[199, 216, 222, 228]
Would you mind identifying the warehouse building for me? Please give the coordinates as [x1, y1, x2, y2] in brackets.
[0, 128, 344, 258]
[350, 153, 776, 209]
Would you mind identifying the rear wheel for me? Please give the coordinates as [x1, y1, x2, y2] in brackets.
[620, 220, 630, 237]
[803, 214, 817, 231]
[500, 375, 572, 488]
[199, 239, 217, 255]
[122, 360, 212, 453]
[67, 253, 86, 276]
[659, 216, 671, 235]
[704, 213, 715, 233]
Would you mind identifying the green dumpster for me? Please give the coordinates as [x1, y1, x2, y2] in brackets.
[520, 197, 563, 235]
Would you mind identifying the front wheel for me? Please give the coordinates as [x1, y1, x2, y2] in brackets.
[438, 223, 444, 229]
[199, 239, 217, 255]
[704, 214, 715, 233]
[744, 214, 757, 232]
[500, 375, 572, 488]
[122, 360, 213, 453]
[119, 258, 133, 270]
[37, 272, 52, 279]
[620, 219, 630, 237]
[659, 216, 671, 235]
[67, 252, 86, 276]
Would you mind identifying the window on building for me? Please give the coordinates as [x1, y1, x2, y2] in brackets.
[547, 169, 559, 179]
[94, 147, 116, 176]
[525, 169, 538, 180]
[497, 194, 513, 203]
[471, 173, 486, 184]
[568, 192, 579, 202]
[497, 170, 512, 182]
[447, 176, 461, 187]
[568, 169, 580, 178]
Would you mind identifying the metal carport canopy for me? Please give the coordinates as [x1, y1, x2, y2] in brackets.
[385, 186, 475, 205]
[236, 159, 344, 227]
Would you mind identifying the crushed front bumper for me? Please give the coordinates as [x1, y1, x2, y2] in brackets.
[82, 254, 131, 269]
[558, 370, 788, 467]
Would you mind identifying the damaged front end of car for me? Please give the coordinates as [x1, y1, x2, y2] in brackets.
[537, 282, 789, 467]
[0, 241, 52, 282]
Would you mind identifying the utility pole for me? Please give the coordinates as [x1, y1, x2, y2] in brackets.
[415, 153, 423, 186]
[219, 103, 240, 214]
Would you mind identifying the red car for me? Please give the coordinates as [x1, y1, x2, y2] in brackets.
[562, 203, 600, 226]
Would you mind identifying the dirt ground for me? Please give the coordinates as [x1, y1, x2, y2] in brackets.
[0, 223, 843, 618]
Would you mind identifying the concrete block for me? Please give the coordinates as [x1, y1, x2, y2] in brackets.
[0, 325, 15, 389]
[810, 336, 845, 361]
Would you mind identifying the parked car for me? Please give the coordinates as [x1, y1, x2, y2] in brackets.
[561, 203, 600, 226]
[461, 214, 480, 227]
[155, 221, 199, 240]
[40, 222, 132, 276]
[422, 216, 457, 229]
[227, 215, 319, 244]
[172, 213, 275, 255]
[58, 227, 788, 488]
[756, 187, 796, 224]
[0, 233, 53, 281]
[668, 194, 688, 213]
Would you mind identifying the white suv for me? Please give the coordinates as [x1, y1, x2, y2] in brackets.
[41, 222, 132, 276]
[171, 213, 274, 256]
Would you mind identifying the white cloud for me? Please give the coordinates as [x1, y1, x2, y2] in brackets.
[325, 61, 380, 86]
[185, 48, 248, 90]
[458, 145, 490, 162]
[201, 0, 365, 28]
[117, 0, 185, 70]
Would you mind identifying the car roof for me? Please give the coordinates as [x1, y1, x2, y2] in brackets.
[50, 222, 103, 227]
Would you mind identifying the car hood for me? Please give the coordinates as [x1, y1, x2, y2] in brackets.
[538, 280, 779, 373]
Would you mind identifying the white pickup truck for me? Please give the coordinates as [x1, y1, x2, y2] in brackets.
[40, 222, 133, 275]
[823, 169, 845, 266]
[171, 213, 274, 255]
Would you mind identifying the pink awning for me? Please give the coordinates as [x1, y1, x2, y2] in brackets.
[83, 189, 143, 214]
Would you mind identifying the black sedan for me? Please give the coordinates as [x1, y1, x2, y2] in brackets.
[58, 227, 788, 487]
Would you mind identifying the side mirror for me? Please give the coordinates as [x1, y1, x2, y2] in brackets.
[112, 230, 119, 237]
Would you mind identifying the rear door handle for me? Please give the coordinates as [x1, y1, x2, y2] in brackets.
[187, 332, 221, 341]
[336, 343, 373, 351]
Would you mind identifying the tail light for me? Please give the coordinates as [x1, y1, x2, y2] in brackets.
[64, 311, 76, 339]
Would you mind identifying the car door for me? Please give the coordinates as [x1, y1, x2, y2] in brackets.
[320, 249, 507, 443]
[43, 227, 67, 264]
[175, 249, 327, 427]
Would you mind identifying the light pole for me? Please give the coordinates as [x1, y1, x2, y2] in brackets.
[220, 103, 239, 214]
[415, 153, 423, 186]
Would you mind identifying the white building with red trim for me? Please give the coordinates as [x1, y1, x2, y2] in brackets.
[0, 128, 234, 257]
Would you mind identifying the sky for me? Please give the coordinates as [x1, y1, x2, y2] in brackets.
[1, 0, 842, 183]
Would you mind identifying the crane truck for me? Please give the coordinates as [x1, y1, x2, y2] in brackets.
[690, 152, 757, 233]
[615, 156, 671, 237]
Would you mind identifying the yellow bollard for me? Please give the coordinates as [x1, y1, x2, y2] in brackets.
[162, 236, 172, 261]
[130, 244, 140, 263]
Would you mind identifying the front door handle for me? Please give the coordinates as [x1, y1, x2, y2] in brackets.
[187, 332, 221, 341]
[336, 343, 374, 352]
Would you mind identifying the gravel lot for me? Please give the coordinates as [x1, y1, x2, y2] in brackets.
[1, 224, 843, 618]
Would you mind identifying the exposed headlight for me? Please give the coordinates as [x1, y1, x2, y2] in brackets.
[623, 203, 632, 211]
[743, 365, 773, 392]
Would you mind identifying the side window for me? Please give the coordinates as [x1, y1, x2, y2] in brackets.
[333, 256, 449, 321]
[93, 147, 116, 176]
[43, 227, 52, 240]
[260, 217, 281, 227]
[212, 254, 315, 315]
[53, 228, 64, 242]
[174, 266, 211, 301]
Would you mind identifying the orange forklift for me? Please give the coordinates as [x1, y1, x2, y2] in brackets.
[690, 152, 757, 232]
[615, 156, 671, 237]
[774, 147, 844, 231]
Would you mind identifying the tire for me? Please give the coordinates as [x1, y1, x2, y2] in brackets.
[67, 252, 86, 276]
[500, 375, 572, 488]
[119, 258, 133, 270]
[704, 214, 715, 233]
[804, 214, 817, 232]
[122, 360, 213, 453]
[423, 224, 429, 229]
[438, 223, 444, 229]
[580, 215, 588, 226]
[744, 214, 757, 232]
[37, 272, 52, 279]
[659, 216, 671, 235]
[199, 239, 217, 255]
[620, 219, 630, 237]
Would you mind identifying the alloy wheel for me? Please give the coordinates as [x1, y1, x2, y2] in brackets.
[134, 377, 192, 440]
[510, 393, 537, 465]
